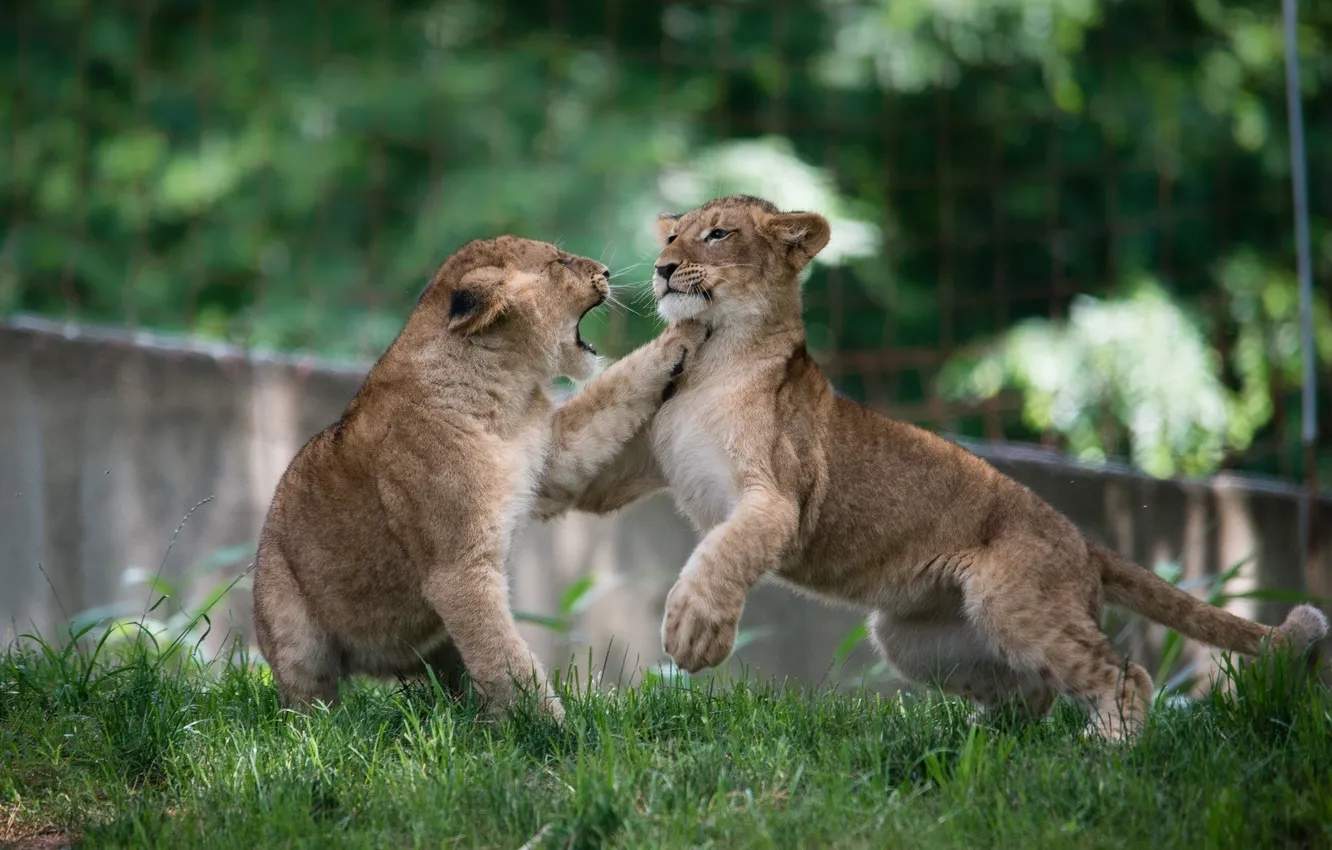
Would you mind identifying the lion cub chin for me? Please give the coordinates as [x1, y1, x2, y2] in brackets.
[252, 235, 706, 721]
[574, 195, 1327, 742]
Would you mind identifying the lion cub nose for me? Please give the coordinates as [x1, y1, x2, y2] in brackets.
[655, 263, 679, 282]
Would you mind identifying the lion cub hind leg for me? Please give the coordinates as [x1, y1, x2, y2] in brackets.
[253, 549, 343, 711]
[960, 544, 1154, 742]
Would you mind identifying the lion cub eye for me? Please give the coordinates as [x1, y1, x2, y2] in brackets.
[557, 257, 573, 267]
[705, 228, 730, 241]
[665, 234, 677, 245]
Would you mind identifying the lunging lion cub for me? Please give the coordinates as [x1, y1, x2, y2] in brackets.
[572, 195, 1327, 740]
[252, 236, 705, 720]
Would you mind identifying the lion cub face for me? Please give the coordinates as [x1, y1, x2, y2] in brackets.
[651, 195, 831, 326]
[422, 235, 610, 381]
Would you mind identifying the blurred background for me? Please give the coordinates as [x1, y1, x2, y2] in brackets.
[2, 0, 1329, 694]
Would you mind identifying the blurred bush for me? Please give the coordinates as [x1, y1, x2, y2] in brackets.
[1, 0, 1328, 479]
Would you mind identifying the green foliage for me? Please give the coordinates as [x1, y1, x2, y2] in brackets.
[3, 640, 1330, 848]
[819, 0, 1107, 100]
[941, 281, 1244, 477]
[57, 497, 255, 672]
[2, 0, 1329, 478]
[941, 266, 1332, 477]
[513, 571, 623, 643]
[1219, 249, 1332, 441]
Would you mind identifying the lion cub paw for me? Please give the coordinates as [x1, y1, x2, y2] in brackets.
[658, 320, 709, 402]
[661, 575, 741, 673]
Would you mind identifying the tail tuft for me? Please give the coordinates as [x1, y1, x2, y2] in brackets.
[1094, 542, 1325, 658]
[1275, 604, 1329, 650]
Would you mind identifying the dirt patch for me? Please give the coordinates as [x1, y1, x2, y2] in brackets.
[1, 834, 78, 850]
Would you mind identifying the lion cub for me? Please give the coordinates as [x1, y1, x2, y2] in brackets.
[570, 195, 1327, 740]
[252, 236, 705, 720]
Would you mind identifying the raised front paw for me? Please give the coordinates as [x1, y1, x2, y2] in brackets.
[658, 320, 709, 402]
[661, 576, 742, 673]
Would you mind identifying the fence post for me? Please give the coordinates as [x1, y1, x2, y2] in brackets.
[1281, 0, 1322, 596]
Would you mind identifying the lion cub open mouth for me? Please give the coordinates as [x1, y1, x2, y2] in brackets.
[576, 296, 604, 355]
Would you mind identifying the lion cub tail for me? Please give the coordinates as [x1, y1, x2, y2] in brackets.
[1092, 543, 1329, 658]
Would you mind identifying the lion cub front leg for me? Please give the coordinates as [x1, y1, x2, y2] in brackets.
[422, 551, 564, 722]
[535, 321, 707, 517]
[663, 484, 800, 672]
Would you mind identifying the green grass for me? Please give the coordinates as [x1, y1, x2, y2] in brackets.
[2, 641, 1329, 850]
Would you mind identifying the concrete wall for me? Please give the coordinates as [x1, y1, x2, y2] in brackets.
[2, 315, 1328, 695]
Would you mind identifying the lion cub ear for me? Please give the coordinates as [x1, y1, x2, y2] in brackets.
[761, 211, 831, 270]
[447, 266, 510, 335]
[655, 212, 682, 246]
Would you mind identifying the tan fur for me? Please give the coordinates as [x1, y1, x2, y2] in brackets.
[574, 195, 1328, 741]
[251, 235, 706, 721]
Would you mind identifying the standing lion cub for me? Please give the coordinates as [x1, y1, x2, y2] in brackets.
[252, 235, 705, 720]
[566, 195, 1327, 740]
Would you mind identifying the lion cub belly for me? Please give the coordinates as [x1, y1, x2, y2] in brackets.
[652, 390, 739, 532]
